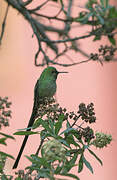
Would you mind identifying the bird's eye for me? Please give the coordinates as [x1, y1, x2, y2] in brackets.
[52, 70, 56, 74]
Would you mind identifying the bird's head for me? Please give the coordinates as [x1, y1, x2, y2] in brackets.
[40, 67, 68, 81]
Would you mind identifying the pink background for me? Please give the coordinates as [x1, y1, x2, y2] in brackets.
[1, 1, 117, 179]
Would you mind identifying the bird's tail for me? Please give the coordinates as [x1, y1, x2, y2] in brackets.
[12, 104, 37, 169]
[12, 134, 29, 169]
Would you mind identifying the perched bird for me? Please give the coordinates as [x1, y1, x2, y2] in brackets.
[13, 66, 68, 169]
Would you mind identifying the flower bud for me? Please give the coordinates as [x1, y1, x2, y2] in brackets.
[42, 139, 66, 161]
[92, 132, 112, 148]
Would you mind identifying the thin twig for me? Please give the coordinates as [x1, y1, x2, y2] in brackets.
[24, 0, 32, 6]
[36, 138, 44, 155]
[35, 58, 91, 67]
[29, 0, 50, 12]
[40, 33, 93, 43]
[30, 12, 71, 22]
[0, 4, 9, 45]
[64, 0, 73, 33]
[18, 0, 33, 6]
[70, 115, 81, 128]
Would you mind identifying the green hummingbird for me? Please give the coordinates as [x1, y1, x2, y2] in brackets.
[13, 66, 68, 169]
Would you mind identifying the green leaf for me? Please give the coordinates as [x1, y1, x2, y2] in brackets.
[84, 145, 89, 150]
[108, 35, 116, 45]
[108, 7, 117, 18]
[38, 118, 53, 134]
[78, 155, 83, 173]
[15, 177, 22, 180]
[32, 118, 41, 129]
[60, 127, 74, 135]
[58, 138, 70, 148]
[93, 35, 101, 41]
[62, 162, 74, 173]
[105, 0, 109, 8]
[60, 173, 80, 180]
[55, 114, 64, 135]
[100, 0, 104, 7]
[87, 148, 103, 165]
[83, 155, 93, 173]
[62, 155, 78, 174]
[13, 131, 38, 135]
[54, 165, 63, 174]
[41, 132, 53, 139]
[66, 120, 71, 128]
[95, 14, 104, 25]
[36, 168, 51, 179]
[67, 149, 82, 155]
[0, 151, 14, 159]
[65, 134, 78, 146]
[1, 174, 9, 180]
[0, 138, 7, 145]
[0, 132, 15, 140]
[70, 153, 78, 164]
[72, 131, 83, 146]
[26, 154, 50, 168]
[100, 0, 109, 8]
[77, 12, 94, 24]
[48, 119, 54, 133]
[17, 127, 31, 131]
[25, 155, 39, 165]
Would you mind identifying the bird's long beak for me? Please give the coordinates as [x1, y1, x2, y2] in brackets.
[58, 71, 68, 74]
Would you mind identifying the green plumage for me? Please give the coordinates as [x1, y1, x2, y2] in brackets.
[13, 67, 67, 169]
[35, 66, 58, 98]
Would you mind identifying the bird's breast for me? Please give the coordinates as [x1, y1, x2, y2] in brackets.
[38, 79, 56, 98]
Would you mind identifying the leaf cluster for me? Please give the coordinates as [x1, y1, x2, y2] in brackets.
[0, 97, 12, 129]
[0, 97, 14, 179]
[14, 98, 104, 180]
[90, 45, 117, 64]
[75, 0, 117, 45]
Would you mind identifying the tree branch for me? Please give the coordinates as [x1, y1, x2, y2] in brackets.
[3, 0, 98, 67]
[0, 4, 9, 44]
[40, 34, 92, 43]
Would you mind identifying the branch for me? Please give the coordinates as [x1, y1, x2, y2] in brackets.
[3, 0, 94, 67]
[35, 57, 91, 67]
[63, 0, 73, 33]
[4, 0, 58, 52]
[33, 19, 58, 53]
[0, 4, 9, 45]
[29, 0, 50, 12]
[30, 12, 72, 22]
[17, 0, 33, 6]
[40, 33, 92, 43]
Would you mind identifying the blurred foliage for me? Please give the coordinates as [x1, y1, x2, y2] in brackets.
[75, 0, 117, 45]
[0, 97, 14, 180]
[90, 45, 117, 64]
[0, 97, 12, 129]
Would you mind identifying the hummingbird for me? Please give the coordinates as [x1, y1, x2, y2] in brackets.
[13, 66, 68, 169]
